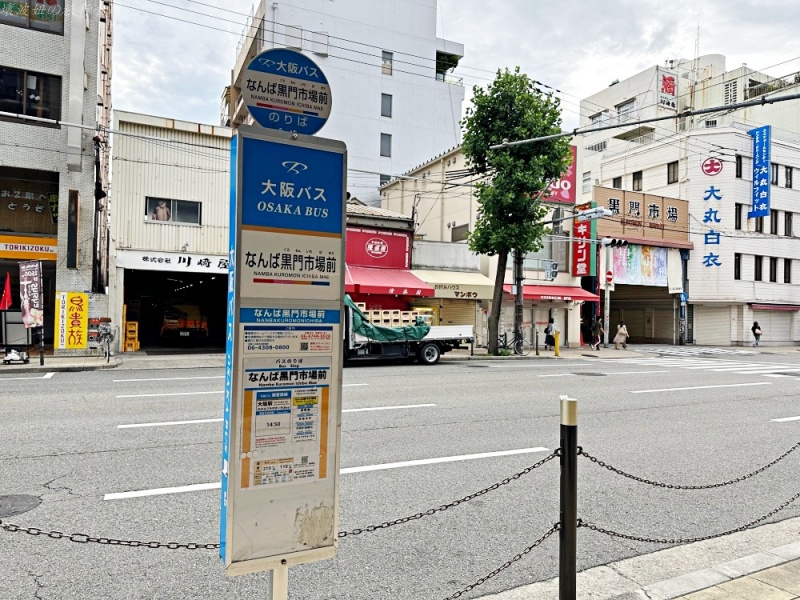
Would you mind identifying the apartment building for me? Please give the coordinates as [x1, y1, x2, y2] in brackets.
[223, 0, 465, 206]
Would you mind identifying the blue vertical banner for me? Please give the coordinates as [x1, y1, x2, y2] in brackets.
[749, 125, 771, 218]
[220, 134, 238, 561]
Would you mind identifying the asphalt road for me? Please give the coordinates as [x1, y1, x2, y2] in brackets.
[1, 350, 799, 599]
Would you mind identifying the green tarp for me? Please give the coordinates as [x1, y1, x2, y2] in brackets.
[345, 295, 430, 342]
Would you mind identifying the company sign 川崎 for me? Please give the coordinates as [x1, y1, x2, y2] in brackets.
[345, 226, 411, 269]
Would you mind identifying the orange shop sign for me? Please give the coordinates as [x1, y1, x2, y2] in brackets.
[55, 292, 89, 349]
[0, 234, 57, 260]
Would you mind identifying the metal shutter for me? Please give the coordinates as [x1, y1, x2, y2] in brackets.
[694, 305, 731, 345]
[439, 299, 478, 327]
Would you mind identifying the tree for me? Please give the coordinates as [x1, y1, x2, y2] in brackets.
[461, 67, 572, 355]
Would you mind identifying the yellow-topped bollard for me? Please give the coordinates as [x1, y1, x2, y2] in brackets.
[554, 330, 560, 356]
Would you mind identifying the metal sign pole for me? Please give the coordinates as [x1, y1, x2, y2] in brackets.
[559, 397, 578, 600]
[38, 260, 44, 365]
[603, 246, 611, 348]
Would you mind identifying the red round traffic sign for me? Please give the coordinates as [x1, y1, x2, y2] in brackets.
[606, 270, 613, 283]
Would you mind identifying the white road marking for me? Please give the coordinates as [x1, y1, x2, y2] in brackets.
[343, 383, 369, 387]
[118, 418, 223, 429]
[630, 382, 772, 394]
[771, 416, 800, 422]
[538, 373, 574, 378]
[339, 447, 549, 474]
[116, 403, 433, 428]
[343, 403, 434, 413]
[103, 446, 549, 500]
[0, 373, 56, 381]
[115, 390, 223, 398]
[105, 482, 221, 500]
[113, 375, 225, 382]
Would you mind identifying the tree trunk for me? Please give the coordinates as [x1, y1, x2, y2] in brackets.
[487, 250, 508, 355]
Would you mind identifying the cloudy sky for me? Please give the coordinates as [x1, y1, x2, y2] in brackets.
[113, 0, 800, 130]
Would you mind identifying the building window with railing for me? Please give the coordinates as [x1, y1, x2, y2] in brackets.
[667, 161, 679, 184]
[632, 170, 642, 191]
[381, 51, 393, 75]
[616, 99, 636, 123]
[0, 67, 62, 122]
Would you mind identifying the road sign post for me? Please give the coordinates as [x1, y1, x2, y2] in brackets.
[220, 123, 347, 584]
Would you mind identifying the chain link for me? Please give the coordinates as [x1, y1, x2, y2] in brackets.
[0, 520, 219, 550]
[579, 489, 800, 545]
[338, 451, 558, 538]
[442, 523, 560, 600]
[578, 441, 800, 490]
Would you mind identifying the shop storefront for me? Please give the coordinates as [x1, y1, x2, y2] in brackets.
[0, 167, 60, 345]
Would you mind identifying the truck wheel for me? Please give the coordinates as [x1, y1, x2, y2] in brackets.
[417, 343, 440, 365]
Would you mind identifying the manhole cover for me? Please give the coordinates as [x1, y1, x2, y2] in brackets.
[578, 372, 606, 377]
[0, 494, 41, 518]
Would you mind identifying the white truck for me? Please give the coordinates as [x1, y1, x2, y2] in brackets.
[343, 300, 473, 365]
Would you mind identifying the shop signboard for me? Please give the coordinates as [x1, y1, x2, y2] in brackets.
[572, 201, 597, 276]
[748, 125, 771, 218]
[54, 291, 88, 349]
[220, 125, 346, 577]
[345, 226, 411, 269]
[545, 145, 577, 205]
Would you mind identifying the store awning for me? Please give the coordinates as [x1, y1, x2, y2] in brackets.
[750, 303, 800, 312]
[411, 269, 496, 300]
[346, 265, 435, 297]
[503, 284, 600, 302]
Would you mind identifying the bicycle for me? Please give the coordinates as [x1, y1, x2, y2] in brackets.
[497, 331, 531, 356]
[97, 322, 115, 363]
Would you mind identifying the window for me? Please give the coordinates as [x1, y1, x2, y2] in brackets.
[771, 163, 779, 185]
[786, 212, 793, 237]
[585, 141, 607, 154]
[723, 81, 738, 105]
[755, 216, 764, 233]
[734, 253, 741, 280]
[632, 170, 642, 191]
[379, 173, 391, 187]
[786, 166, 793, 189]
[145, 197, 202, 225]
[380, 133, 392, 157]
[590, 111, 610, 126]
[735, 204, 743, 230]
[735, 154, 743, 178]
[0, 0, 65, 34]
[667, 161, 679, 184]
[0, 67, 62, 121]
[381, 93, 392, 118]
[754, 256, 763, 281]
[451, 224, 469, 242]
[769, 257, 778, 282]
[381, 51, 393, 75]
[616, 99, 636, 123]
[704, 120, 717, 128]
[770, 209, 779, 235]
[582, 171, 591, 194]
[785, 259, 792, 284]
[612, 176, 622, 189]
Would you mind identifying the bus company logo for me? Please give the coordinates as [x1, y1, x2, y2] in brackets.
[365, 237, 389, 259]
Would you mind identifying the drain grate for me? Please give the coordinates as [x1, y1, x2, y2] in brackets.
[0, 494, 41, 518]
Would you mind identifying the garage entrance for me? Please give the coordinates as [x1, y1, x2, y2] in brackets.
[123, 269, 227, 350]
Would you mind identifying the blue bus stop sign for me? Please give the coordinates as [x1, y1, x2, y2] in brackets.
[240, 48, 332, 135]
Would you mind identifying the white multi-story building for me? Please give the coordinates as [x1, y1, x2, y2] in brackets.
[1, 1, 111, 355]
[577, 54, 800, 345]
[225, 0, 464, 206]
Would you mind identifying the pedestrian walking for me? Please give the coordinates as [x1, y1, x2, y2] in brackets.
[614, 320, 629, 350]
[591, 317, 604, 351]
[751, 321, 762, 347]
[544, 318, 556, 351]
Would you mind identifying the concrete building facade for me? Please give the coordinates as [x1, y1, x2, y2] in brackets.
[224, 0, 465, 206]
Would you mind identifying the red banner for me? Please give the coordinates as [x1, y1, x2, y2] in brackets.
[545, 145, 577, 205]
[19, 260, 43, 328]
[345, 227, 411, 269]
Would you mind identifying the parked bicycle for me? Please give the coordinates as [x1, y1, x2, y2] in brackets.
[97, 321, 115, 363]
[497, 331, 531, 356]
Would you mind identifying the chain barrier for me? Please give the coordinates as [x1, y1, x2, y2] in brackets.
[338, 450, 558, 538]
[579, 489, 800, 545]
[0, 520, 219, 550]
[578, 441, 800, 490]
[442, 523, 560, 600]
